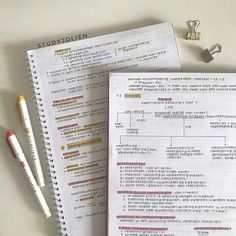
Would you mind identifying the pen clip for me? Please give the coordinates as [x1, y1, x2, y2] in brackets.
[17, 101, 23, 124]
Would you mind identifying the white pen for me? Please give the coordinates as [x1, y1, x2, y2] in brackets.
[18, 96, 45, 187]
[6, 130, 51, 218]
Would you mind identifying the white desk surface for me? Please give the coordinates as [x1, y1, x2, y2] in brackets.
[0, 0, 236, 235]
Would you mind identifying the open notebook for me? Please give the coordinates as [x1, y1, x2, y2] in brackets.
[27, 23, 181, 236]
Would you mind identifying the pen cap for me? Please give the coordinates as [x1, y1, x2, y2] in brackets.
[6, 130, 23, 159]
[18, 96, 30, 122]
[6, 130, 17, 159]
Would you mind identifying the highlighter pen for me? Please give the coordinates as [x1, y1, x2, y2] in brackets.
[6, 130, 51, 218]
[18, 96, 45, 187]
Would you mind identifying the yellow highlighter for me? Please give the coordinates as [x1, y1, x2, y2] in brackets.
[18, 96, 45, 187]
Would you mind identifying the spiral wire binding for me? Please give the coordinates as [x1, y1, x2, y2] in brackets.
[27, 53, 68, 236]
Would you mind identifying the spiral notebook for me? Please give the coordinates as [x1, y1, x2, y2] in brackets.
[27, 22, 181, 236]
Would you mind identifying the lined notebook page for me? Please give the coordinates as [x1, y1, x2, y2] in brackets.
[109, 73, 236, 236]
[27, 23, 181, 236]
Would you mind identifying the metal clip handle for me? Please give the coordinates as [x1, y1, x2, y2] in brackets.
[209, 44, 222, 55]
[188, 20, 200, 33]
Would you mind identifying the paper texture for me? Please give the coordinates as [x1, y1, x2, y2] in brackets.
[109, 73, 236, 236]
[27, 23, 180, 236]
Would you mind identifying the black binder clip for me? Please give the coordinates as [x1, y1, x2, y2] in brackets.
[186, 20, 201, 40]
[201, 43, 222, 63]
